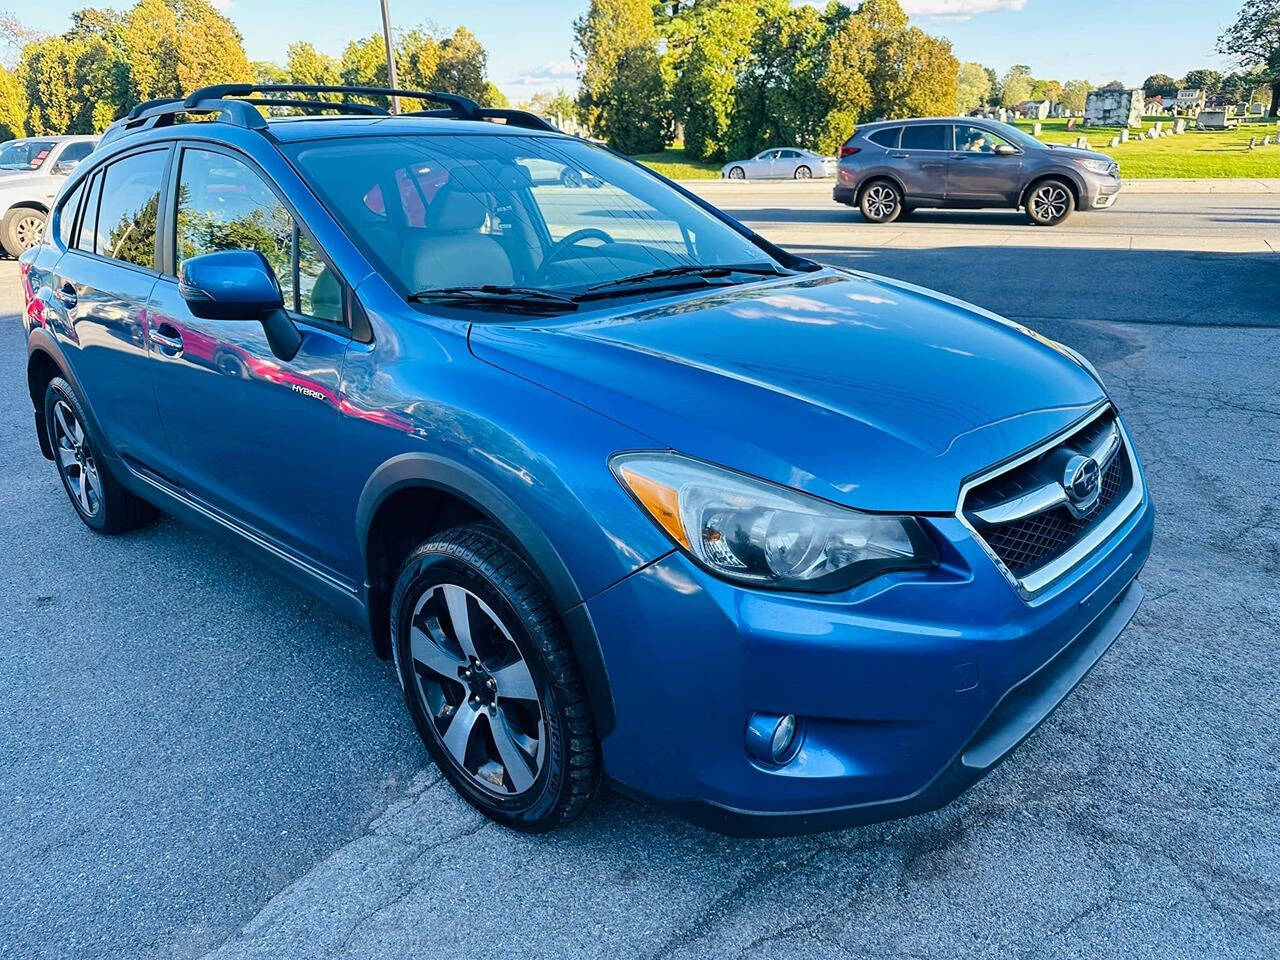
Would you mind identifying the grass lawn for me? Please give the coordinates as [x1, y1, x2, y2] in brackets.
[632, 147, 723, 180]
[1012, 116, 1280, 178]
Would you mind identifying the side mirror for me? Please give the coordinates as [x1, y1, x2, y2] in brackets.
[178, 249, 301, 361]
[993, 144, 1019, 156]
[52, 160, 80, 176]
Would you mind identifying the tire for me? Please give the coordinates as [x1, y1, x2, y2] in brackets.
[794, 165, 812, 180]
[728, 166, 745, 180]
[43, 378, 159, 534]
[1025, 178, 1076, 226]
[391, 525, 601, 831]
[859, 179, 903, 224]
[1, 207, 46, 259]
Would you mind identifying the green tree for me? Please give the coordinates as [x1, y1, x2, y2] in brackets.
[1180, 68, 1222, 92]
[286, 41, 340, 89]
[956, 61, 991, 113]
[1030, 78, 1063, 102]
[675, 0, 760, 160]
[118, 0, 251, 104]
[1218, 0, 1280, 116]
[982, 64, 999, 105]
[0, 63, 26, 139]
[1142, 73, 1179, 96]
[1060, 78, 1093, 114]
[999, 64, 1033, 106]
[816, 8, 873, 152]
[574, 0, 668, 153]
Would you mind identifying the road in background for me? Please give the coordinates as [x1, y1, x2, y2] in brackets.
[1, 187, 1278, 960]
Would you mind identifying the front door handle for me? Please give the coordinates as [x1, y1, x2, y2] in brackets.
[890, 152, 910, 159]
[54, 282, 77, 309]
[150, 323, 184, 356]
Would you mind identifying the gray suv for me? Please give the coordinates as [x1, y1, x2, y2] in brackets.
[833, 118, 1121, 226]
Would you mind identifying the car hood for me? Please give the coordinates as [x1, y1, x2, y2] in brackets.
[469, 270, 1106, 512]
[1045, 145, 1114, 164]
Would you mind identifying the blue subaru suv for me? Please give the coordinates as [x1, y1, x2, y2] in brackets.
[20, 85, 1154, 835]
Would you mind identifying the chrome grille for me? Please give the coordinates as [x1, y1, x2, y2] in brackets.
[960, 407, 1138, 593]
[978, 455, 1126, 574]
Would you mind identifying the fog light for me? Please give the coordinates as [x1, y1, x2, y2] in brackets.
[746, 712, 800, 765]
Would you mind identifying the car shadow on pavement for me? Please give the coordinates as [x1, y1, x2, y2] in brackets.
[792, 243, 1280, 329]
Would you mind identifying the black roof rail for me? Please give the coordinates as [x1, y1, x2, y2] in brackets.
[188, 83, 560, 131]
[98, 82, 561, 150]
[99, 98, 266, 150]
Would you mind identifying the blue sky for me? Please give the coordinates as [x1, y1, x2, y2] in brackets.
[13, 0, 1245, 102]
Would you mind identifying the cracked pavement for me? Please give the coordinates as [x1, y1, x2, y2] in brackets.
[2, 192, 1278, 960]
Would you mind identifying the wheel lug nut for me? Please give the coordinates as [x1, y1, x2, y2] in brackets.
[487, 679, 496, 690]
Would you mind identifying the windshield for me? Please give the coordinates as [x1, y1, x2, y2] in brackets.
[0, 139, 56, 171]
[284, 133, 781, 301]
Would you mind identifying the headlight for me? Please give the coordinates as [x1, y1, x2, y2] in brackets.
[611, 452, 937, 592]
[1077, 158, 1112, 175]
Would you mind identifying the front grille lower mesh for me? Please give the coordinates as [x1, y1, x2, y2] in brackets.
[963, 411, 1133, 580]
[978, 455, 1125, 575]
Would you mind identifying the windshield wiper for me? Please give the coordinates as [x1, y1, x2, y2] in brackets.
[409, 285, 580, 313]
[581, 263, 787, 297]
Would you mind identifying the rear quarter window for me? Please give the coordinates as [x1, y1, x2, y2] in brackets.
[868, 128, 901, 148]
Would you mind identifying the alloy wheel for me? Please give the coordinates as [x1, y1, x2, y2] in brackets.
[408, 583, 546, 796]
[729, 167, 745, 180]
[795, 166, 811, 180]
[864, 183, 898, 219]
[13, 213, 44, 251]
[1031, 184, 1069, 222]
[51, 399, 101, 517]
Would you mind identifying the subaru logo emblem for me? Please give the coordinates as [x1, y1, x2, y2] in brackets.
[1063, 454, 1101, 509]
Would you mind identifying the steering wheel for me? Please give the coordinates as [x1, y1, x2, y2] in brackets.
[543, 227, 615, 267]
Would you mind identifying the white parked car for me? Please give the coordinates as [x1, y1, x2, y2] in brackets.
[0, 136, 98, 257]
[721, 147, 836, 181]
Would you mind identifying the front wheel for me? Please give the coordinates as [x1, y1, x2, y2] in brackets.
[794, 165, 812, 180]
[859, 179, 903, 224]
[391, 525, 601, 831]
[1025, 179, 1076, 226]
[2, 208, 46, 258]
[727, 166, 745, 180]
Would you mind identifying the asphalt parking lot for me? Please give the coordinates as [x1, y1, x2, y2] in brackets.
[2, 188, 1278, 960]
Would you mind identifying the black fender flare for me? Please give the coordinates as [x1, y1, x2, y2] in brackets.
[355, 452, 616, 736]
[857, 171, 909, 203]
[1019, 169, 1085, 208]
[4, 199, 51, 219]
[26, 328, 91, 460]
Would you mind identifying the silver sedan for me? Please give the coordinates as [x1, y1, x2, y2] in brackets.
[721, 148, 836, 180]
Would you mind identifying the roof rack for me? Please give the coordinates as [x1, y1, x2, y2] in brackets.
[98, 83, 559, 150]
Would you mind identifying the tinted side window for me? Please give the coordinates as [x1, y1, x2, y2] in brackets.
[97, 150, 166, 268]
[900, 125, 951, 151]
[76, 172, 102, 255]
[868, 127, 901, 148]
[58, 180, 85, 248]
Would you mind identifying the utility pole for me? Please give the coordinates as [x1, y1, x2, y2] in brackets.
[380, 0, 400, 114]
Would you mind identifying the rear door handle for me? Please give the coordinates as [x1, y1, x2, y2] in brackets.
[150, 323, 184, 356]
[54, 282, 77, 309]
[891, 152, 910, 159]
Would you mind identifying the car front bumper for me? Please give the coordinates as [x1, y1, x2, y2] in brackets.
[587, 482, 1154, 836]
[1080, 173, 1122, 210]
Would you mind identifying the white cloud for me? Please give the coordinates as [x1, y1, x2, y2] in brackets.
[901, 0, 1028, 19]
[511, 59, 578, 87]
